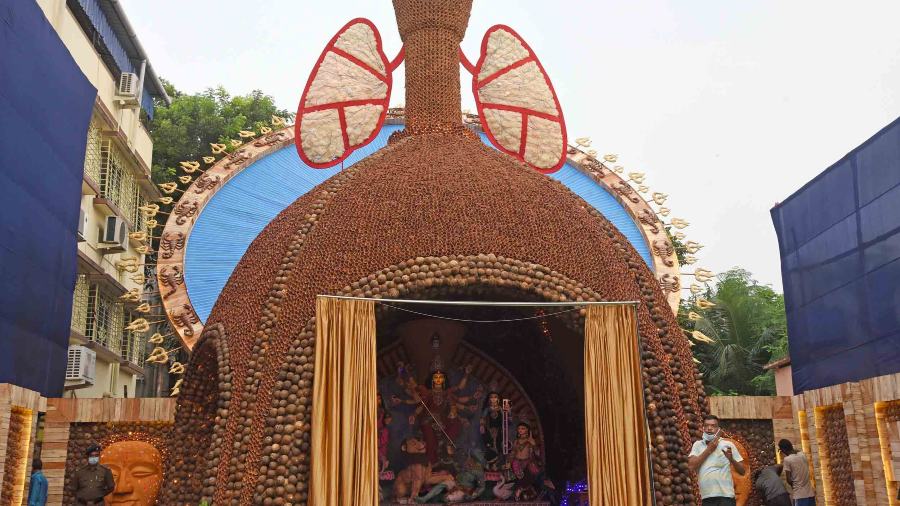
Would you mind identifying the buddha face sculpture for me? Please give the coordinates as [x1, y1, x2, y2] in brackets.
[100, 440, 163, 506]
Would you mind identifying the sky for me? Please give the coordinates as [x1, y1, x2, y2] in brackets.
[121, 0, 900, 291]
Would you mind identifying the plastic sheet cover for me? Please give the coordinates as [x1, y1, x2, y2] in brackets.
[0, 1, 96, 396]
[772, 116, 900, 393]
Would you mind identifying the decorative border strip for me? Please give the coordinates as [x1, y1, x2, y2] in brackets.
[159, 118, 680, 349]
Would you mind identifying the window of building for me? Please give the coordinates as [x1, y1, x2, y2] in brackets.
[81, 284, 125, 353]
[83, 121, 103, 184]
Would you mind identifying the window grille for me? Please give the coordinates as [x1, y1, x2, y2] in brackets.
[84, 284, 125, 354]
[83, 121, 102, 184]
[71, 274, 90, 335]
[121, 310, 146, 365]
[99, 140, 138, 224]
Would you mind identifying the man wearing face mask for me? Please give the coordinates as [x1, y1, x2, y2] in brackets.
[71, 444, 115, 505]
[688, 415, 745, 506]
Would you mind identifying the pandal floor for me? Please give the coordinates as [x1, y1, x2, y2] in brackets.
[382, 502, 550, 506]
[379, 501, 550, 506]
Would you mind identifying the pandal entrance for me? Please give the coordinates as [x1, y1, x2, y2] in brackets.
[310, 295, 654, 505]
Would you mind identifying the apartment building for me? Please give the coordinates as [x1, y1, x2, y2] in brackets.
[36, 0, 170, 398]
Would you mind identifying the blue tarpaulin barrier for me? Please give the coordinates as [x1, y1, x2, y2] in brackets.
[772, 116, 900, 393]
[0, 0, 96, 396]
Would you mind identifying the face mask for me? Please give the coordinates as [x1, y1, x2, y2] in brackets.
[88, 457, 100, 465]
[702, 429, 719, 443]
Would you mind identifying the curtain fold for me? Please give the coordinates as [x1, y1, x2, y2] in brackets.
[310, 297, 378, 506]
[584, 304, 652, 505]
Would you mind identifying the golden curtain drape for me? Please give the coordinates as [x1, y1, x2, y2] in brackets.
[310, 297, 378, 506]
[584, 304, 652, 505]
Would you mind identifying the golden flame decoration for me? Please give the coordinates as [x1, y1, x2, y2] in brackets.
[628, 172, 646, 184]
[575, 136, 592, 147]
[238, 130, 256, 139]
[229, 139, 242, 148]
[179, 161, 201, 173]
[131, 273, 146, 284]
[271, 115, 286, 127]
[613, 165, 624, 173]
[691, 330, 715, 343]
[129, 231, 148, 242]
[685, 241, 703, 254]
[116, 257, 140, 273]
[652, 192, 668, 205]
[136, 245, 153, 255]
[125, 318, 150, 333]
[658, 207, 671, 217]
[157, 197, 174, 205]
[170, 378, 183, 396]
[694, 268, 715, 282]
[169, 362, 186, 375]
[603, 153, 618, 163]
[146, 219, 159, 230]
[674, 231, 686, 240]
[119, 288, 141, 302]
[689, 283, 702, 295]
[210, 143, 227, 154]
[148, 333, 165, 344]
[202, 156, 216, 164]
[147, 347, 169, 363]
[697, 298, 717, 309]
[670, 217, 689, 229]
[638, 185, 649, 193]
[688, 311, 702, 321]
[683, 255, 697, 265]
[135, 302, 151, 313]
[158, 182, 179, 194]
[259, 126, 272, 135]
[139, 203, 160, 217]
[178, 176, 192, 185]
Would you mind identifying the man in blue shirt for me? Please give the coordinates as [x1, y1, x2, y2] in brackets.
[28, 458, 48, 506]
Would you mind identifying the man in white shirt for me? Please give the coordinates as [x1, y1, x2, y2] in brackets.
[688, 414, 745, 506]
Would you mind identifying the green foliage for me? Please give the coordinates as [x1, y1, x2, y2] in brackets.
[681, 268, 788, 396]
[148, 80, 292, 183]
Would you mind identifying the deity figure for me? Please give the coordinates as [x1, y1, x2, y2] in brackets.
[479, 392, 503, 469]
[99, 440, 163, 506]
[510, 422, 542, 499]
[402, 366, 472, 464]
[377, 392, 392, 472]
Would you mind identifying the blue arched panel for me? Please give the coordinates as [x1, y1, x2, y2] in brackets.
[186, 126, 652, 322]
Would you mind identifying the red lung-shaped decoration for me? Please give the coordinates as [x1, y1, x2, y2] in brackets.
[472, 25, 567, 173]
[295, 19, 392, 168]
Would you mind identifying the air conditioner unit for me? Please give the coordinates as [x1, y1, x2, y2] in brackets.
[116, 73, 140, 108]
[117, 72, 139, 98]
[100, 215, 128, 250]
[65, 345, 96, 389]
[77, 208, 88, 242]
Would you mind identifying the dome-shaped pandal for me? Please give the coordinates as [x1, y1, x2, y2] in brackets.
[164, 1, 704, 504]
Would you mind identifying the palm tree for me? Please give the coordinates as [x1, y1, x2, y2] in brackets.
[685, 269, 787, 395]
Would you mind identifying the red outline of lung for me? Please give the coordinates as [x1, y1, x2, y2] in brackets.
[472, 25, 568, 174]
[295, 18, 392, 169]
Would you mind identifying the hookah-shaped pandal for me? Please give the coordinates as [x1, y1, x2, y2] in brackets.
[163, 0, 703, 504]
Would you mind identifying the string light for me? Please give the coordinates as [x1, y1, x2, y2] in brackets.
[560, 479, 588, 506]
[535, 308, 553, 342]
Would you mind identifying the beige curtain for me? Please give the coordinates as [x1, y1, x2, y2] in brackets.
[584, 304, 652, 505]
[310, 297, 378, 506]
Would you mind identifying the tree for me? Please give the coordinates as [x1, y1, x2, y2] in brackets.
[149, 81, 293, 183]
[680, 268, 788, 396]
